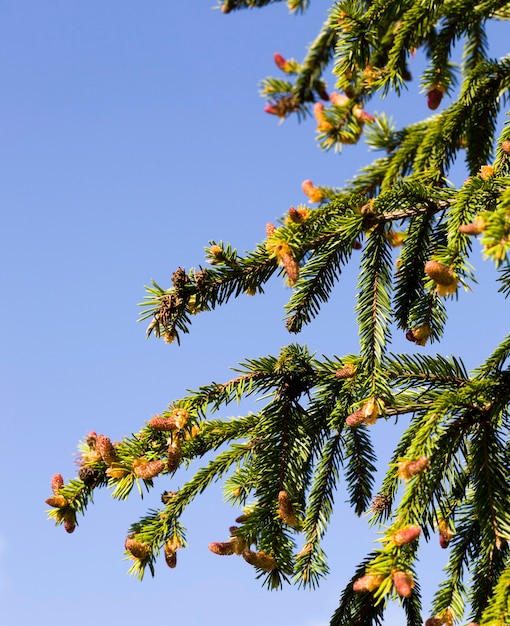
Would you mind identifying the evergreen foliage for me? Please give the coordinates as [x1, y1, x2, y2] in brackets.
[46, 1, 510, 624]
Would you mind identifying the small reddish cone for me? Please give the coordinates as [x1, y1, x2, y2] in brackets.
[392, 524, 421, 546]
[329, 92, 350, 106]
[424, 619, 443, 626]
[301, 180, 324, 203]
[278, 490, 298, 526]
[352, 573, 386, 592]
[208, 541, 235, 556]
[281, 253, 300, 286]
[345, 409, 366, 427]
[167, 442, 182, 473]
[392, 570, 414, 598]
[134, 460, 165, 480]
[242, 549, 278, 572]
[502, 140, 510, 154]
[266, 222, 277, 237]
[335, 363, 356, 379]
[273, 53, 287, 71]
[51, 473, 64, 495]
[264, 104, 280, 116]
[125, 536, 150, 559]
[96, 434, 118, 466]
[148, 416, 178, 431]
[427, 87, 443, 110]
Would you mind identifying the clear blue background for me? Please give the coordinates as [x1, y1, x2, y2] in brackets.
[0, 2, 507, 625]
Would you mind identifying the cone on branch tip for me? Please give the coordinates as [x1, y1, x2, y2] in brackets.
[133, 459, 165, 480]
[209, 541, 236, 555]
[46, 495, 68, 508]
[314, 102, 333, 132]
[392, 570, 414, 597]
[405, 325, 431, 346]
[278, 490, 298, 527]
[370, 493, 392, 513]
[266, 222, 277, 237]
[301, 180, 324, 203]
[242, 549, 278, 572]
[438, 519, 455, 548]
[329, 92, 350, 107]
[427, 86, 444, 110]
[346, 397, 380, 427]
[167, 442, 182, 473]
[78, 465, 98, 486]
[63, 510, 77, 534]
[286, 206, 309, 224]
[51, 473, 64, 495]
[264, 96, 299, 119]
[397, 456, 430, 480]
[480, 164, 495, 179]
[148, 415, 179, 431]
[335, 363, 356, 378]
[424, 260, 459, 296]
[459, 217, 486, 235]
[164, 544, 177, 568]
[353, 572, 386, 592]
[273, 52, 297, 73]
[96, 434, 119, 466]
[125, 536, 150, 560]
[392, 524, 421, 546]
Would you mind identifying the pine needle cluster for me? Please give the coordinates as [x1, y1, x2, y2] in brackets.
[46, 1, 510, 624]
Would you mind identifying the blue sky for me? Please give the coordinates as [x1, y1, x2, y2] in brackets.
[1, 2, 508, 625]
